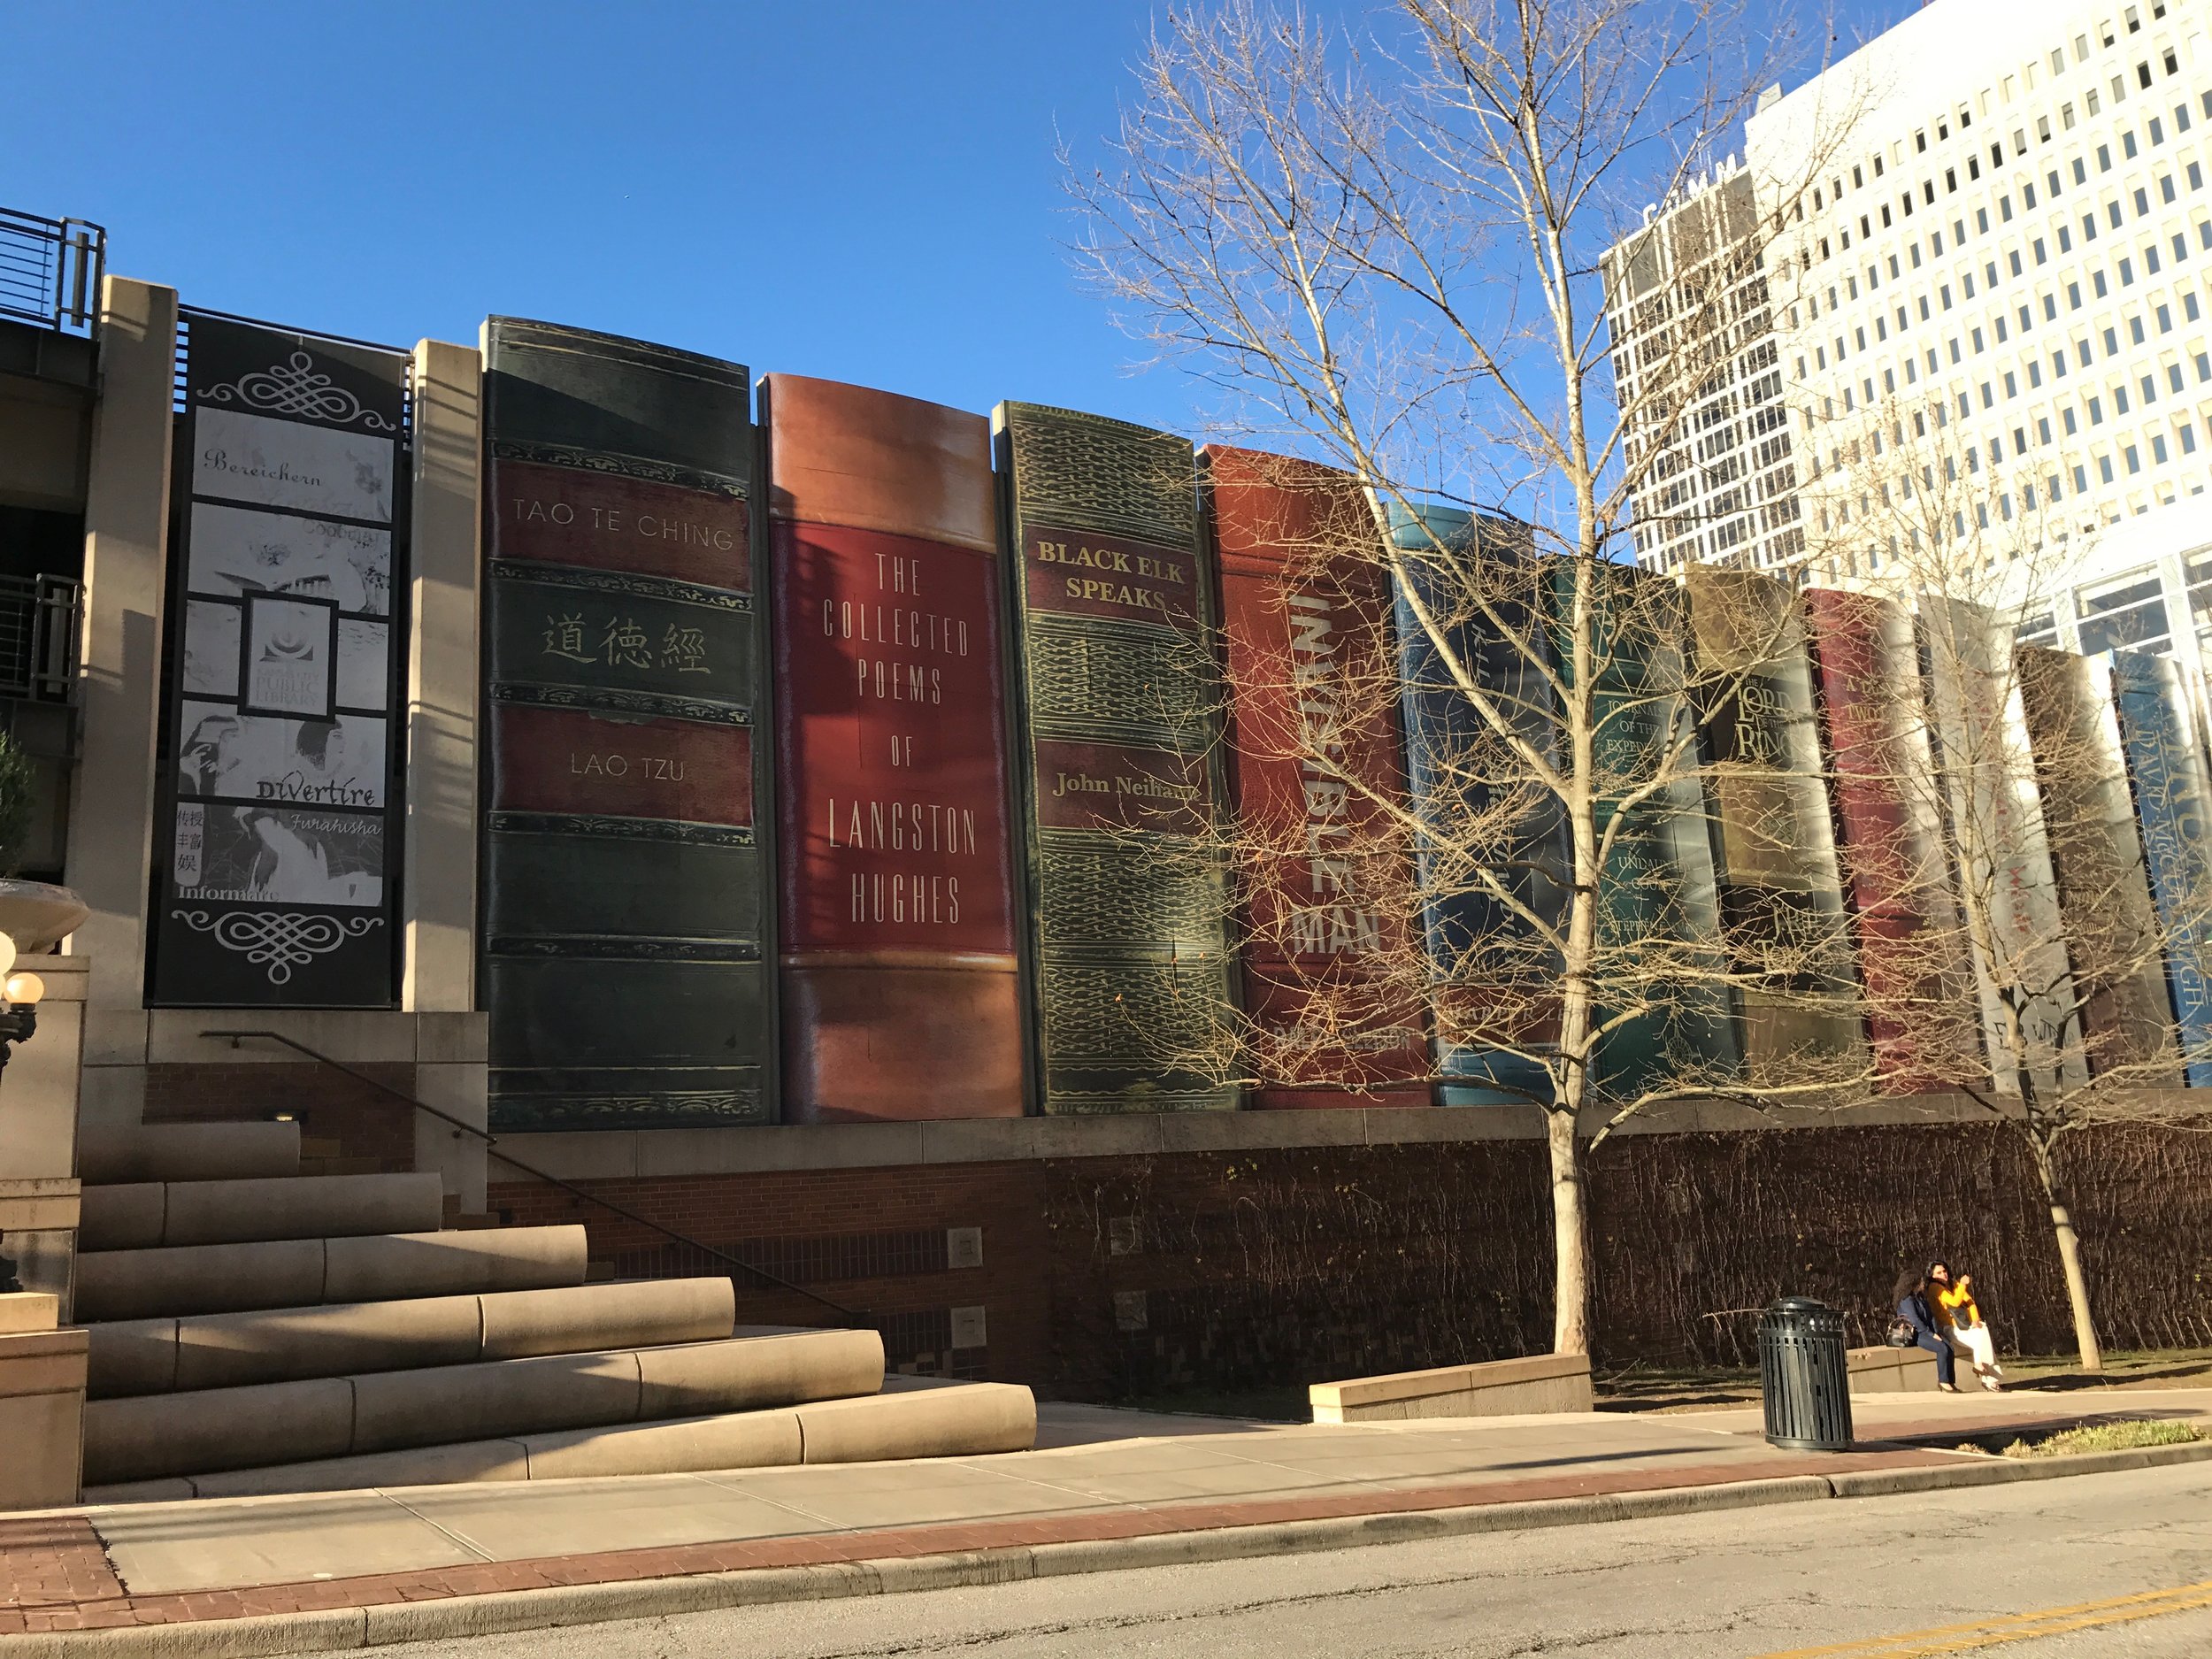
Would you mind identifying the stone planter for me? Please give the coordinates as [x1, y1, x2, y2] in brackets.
[0, 880, 88, 953]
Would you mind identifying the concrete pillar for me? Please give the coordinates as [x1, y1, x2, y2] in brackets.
[66, 277, 178, 1132]
[403, 340, 488, 1212]
[0, 1325, 86, 1509]
[0, 955, 89, 1331]
[403, 339, 481, 1014]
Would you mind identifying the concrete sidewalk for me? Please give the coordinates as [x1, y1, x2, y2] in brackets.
[4, 1389, 2210, 1652]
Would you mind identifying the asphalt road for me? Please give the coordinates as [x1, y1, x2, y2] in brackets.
[387, 1461, 2212, 1658]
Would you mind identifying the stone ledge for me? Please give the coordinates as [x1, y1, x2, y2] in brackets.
[491, 1095, 2003, 1180]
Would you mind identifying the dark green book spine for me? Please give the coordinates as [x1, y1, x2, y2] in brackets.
[480, 318, 773, 1130]
[994, 403, 1238, 1112]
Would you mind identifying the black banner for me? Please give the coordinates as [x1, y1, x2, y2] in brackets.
[148, 315, 409, 1008]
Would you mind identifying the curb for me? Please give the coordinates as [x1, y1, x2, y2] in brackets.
[9, 1441, 2211, 1655]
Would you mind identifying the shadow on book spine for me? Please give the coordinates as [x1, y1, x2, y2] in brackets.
[763, 374, 1023, 1122]
[479, 317, 772, 1132]
[1206, 446, 1430, 1109]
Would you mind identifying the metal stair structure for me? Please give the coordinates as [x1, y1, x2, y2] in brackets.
[72, 1121, 1033, 1501]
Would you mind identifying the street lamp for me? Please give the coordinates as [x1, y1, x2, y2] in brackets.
[0, 933, 44, 1075]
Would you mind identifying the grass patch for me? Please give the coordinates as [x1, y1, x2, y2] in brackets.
[2000, 1419, 2204, 1459]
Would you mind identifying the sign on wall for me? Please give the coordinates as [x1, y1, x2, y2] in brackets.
[148, 315, 408, 1007]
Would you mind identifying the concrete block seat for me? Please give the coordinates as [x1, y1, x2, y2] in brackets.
[73, 1225, 591, 1320]
[85, 1381, 1042, 1502]
[1847, 1345, 1942, 1391]
[82, 1327, 892, 1483]
[79, 1171, 445, 1250]
[86, 1277, 741, 1396]
[76, 1121, 304, 1186]
[1310, 1354, 1594, 1423]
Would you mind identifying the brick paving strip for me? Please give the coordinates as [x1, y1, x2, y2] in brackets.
[0, 1447, 1965, 1636]
[4, 1409, 2208, 1651]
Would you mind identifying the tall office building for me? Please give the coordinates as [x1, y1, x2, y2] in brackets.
[1601, 162, 1803, 575]
[1743, 0, 2212, 641]
[1608, 0, 2212, 688]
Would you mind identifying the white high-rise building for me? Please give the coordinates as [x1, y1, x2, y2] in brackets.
[1739, 0, 2212, 649]
[1605, 3, 2212, 653]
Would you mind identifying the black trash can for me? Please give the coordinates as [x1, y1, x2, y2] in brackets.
[1758, 1295, 1854, 1451]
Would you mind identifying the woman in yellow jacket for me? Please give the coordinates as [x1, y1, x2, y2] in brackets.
[1929, 1263, 2003, 1391]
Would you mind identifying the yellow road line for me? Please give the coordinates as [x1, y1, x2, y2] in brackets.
[1749, 1577, 2212, 1656]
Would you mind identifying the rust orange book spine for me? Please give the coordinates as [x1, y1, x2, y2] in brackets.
[1204, 446, 1428, 1108]
[763, 376, 1023, 1121]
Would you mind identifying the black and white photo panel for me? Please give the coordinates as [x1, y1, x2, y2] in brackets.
[174, 703, 387, 810]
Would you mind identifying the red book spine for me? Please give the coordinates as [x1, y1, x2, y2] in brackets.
[764, 377, 1023, 1122]
[1204, 446, 1429, 1108]
[1806, 587, 1955, 1093]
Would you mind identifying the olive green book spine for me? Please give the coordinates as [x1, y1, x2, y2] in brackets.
[993, 402, 1238, 1113]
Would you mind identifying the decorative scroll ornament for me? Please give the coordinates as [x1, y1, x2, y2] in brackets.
[199, 350, 398, 432]
[172, 910, 384, 985]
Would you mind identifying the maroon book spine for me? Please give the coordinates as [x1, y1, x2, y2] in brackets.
[1204, 445, 1430, 1108]
[764, 376, 1023, 1121]
[1806, 587, 1957, 1094]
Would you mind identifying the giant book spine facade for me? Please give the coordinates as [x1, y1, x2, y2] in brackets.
[1205, 447, 1427, 1109]
[1805, 588, 1978, 1094]
[2017, 645, 2179, 1081]
[1554, 562, 1736, 1098]
[995, 403, 1236, 1113]
[764, 376, 1022, 1120]
[1686, 566, 1864, 1087]
[2107, 648, 2212, 1085]
[1917, 598, 2084, 1095]
[1387, 503, 1565, 1105]
[479, 319, 772, 1130]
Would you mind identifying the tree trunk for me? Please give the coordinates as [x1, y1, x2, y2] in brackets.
[2030, 1140, 2104, 1372]
[1547, 1107, 1592, 1355]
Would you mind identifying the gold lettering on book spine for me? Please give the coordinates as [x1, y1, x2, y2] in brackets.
[1004, 404, 1237, 1112]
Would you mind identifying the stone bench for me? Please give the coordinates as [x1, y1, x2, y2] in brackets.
[1310, 1353, 1593, 1423]
[1847, 1344, 1941, 1391]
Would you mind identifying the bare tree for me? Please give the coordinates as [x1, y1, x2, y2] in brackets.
[1071, 0, 1870, 1355]
[1801, 388, 2212, 1371]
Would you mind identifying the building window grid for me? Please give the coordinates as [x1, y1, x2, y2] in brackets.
[1617, 20, 2211, 573]
[1769, 43, 2212, 566]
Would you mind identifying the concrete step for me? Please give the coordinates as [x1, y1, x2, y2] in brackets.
[85, 1382, 1040, 1501]
[79, 1172, 445, 1251]
[81, 1327, 887, 1485]
[73, 1225, 588, 1321]
[77, 1122, 301, 1185]
[300, 1155, 396, 1177]
[88, 1278, 738, 1396]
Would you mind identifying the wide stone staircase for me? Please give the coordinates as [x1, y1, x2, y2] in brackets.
[73, 1120, 1033, 1502]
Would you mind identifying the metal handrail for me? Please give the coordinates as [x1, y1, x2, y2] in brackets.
[0, 208, 104, 334]
[0, 575, 84, 702]
[200, 1027, 864, 1326]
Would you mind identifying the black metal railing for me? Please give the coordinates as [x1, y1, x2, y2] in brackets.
[0, 209, 104, 335]
[0, 576, 82, 703]
[199, 1028, 867, 1327]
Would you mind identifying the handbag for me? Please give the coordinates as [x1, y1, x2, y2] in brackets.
[1885, 1317, 1917, 1348]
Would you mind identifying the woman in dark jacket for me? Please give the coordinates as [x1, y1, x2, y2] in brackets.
[1893, 1268, 1959, 1391]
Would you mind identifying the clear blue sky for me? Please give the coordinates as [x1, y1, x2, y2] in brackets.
[4, 1, 1909, 437]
